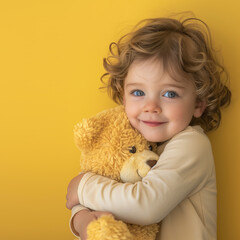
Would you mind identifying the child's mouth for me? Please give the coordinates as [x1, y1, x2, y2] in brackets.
[142, 121, 166, 127]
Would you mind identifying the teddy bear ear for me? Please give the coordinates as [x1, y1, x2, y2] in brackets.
[74, 105, 126, 150]
[73, 117, 102, 150]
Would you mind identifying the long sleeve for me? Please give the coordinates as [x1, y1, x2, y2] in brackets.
[78, 126, 214, 226]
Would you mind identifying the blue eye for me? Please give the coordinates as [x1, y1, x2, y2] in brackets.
[163, 91, 178, 98]
[132, 90, 145, 96]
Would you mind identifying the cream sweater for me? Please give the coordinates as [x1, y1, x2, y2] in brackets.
[71, 126, 217, 239]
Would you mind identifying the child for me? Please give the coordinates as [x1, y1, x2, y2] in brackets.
[66, 16, 231, 240]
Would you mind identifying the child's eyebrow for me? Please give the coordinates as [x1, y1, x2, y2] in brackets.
[124, 83, 144, 88]
[162, 83, 186, 89]
[125, 82, 186, 89]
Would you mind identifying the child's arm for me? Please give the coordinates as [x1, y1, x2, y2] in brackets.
[70, 205, 88, 237]
[68, 127, 214, 225]
[68, 185, 113, 239]
[71, 208, 112, 240]
[71, 208, 92, 239]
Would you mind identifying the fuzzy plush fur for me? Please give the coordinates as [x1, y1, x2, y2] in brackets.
[74, 105, 160, 240]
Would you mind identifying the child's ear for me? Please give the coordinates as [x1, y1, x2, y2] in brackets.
[193, 99, 206, 118]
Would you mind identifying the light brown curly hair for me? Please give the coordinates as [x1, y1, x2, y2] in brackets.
[101, 17, 231, 132]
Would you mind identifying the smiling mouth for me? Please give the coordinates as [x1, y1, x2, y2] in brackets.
[141, 121, 166, 127]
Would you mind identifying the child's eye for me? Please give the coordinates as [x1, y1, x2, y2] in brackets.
[131, 90, 145, 96]
[163, 91, 178, 98]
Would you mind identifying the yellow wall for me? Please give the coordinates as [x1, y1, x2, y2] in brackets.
[0, 1, 239, 239]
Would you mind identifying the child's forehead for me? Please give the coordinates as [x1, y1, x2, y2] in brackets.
[126, 57, 193, 84]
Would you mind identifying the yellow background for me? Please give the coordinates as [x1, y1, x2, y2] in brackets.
[0, 0, 239, 239]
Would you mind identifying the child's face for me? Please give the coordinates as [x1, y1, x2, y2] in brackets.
[123, 58, 205, 142]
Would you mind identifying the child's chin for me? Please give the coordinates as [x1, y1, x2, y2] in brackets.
[143, 133, 164, 143]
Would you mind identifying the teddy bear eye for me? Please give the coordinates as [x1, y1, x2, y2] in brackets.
[148, 145, 153, 151]
[129, 146, 136, 153]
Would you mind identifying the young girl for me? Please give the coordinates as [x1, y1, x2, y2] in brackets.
[66, 16, 231, 240]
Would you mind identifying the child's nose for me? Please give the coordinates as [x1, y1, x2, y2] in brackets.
[143, 99, 161, 113]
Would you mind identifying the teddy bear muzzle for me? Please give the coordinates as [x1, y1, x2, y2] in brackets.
[120, 150, 159, 183]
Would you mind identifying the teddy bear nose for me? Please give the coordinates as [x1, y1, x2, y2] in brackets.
[146, 160, 157, 168]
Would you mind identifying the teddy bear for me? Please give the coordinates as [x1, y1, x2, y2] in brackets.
[74, 105, 161, 240]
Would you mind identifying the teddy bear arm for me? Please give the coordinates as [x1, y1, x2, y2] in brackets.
[127, 223, 159, 240]
[87, 215, 134, 240]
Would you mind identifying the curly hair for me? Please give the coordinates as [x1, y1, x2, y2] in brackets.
[101, 17, 231, 132]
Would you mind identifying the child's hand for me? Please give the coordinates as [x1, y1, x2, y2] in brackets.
[66, 173, 85, 209]
[73, 209, 113, 240]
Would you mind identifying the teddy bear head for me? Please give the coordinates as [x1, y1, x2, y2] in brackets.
[74, 105, 159, 182]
